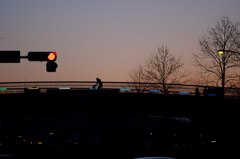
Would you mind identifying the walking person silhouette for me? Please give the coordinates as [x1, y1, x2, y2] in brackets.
[92, 78, 103, 90]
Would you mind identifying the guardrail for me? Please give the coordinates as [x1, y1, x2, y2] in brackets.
[0, 81, 239, 97]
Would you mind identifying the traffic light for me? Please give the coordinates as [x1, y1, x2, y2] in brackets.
[28, 52, 57, 61]
[28, 51, 58, 72]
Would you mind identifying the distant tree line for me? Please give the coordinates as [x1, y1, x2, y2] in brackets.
[128, 16, 240, 96]
[128, 45, 190, 94]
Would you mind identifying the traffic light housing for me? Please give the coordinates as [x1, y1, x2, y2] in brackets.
[28, 51, 58, 72]
[28, 52, 57, 61]
[46, 61, 58, 72]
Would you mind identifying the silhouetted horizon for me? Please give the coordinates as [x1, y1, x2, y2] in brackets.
[1, 0, 240, 82]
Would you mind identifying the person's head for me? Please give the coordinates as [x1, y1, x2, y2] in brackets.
[96, 78, 100, 81]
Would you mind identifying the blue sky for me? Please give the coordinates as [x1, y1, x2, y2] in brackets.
[1, 0, 240, 82]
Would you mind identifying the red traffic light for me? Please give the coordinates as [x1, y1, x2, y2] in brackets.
[28, 52, 57, 61]
[48, 52, 57, 61]
[27, 51, 58, 72]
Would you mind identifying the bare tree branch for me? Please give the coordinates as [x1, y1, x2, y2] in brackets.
[127, 63, 149, 93]
[192, 16, 240, 95]
[145, 45, 189, 94]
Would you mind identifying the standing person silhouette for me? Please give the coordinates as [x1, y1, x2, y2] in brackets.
[195, 87, 200, 96]
[203, 86, 208, 97]
[93, 78, 103, 90]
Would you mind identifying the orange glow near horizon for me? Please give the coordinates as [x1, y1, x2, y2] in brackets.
[1, 1, 240, 82]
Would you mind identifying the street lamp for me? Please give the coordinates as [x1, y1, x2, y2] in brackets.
[217, 50, 225, 54]
[217, 49, 240, 98]
[218, 50, 240, 55]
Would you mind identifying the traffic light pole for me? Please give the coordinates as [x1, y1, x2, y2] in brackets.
[0, 51, 21, 63]
[20, 55, 28, 59]
[0, 51, 28, 63]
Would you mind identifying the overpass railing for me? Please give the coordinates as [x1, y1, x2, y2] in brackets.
[0, 81, 239, 97]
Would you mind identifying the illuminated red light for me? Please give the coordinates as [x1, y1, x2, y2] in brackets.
[48, 52, 57, 61]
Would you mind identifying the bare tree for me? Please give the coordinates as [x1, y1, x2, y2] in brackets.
[145, 45, 189, 94]
[192, 16, 240, 95]
[128, 63, 149, 93]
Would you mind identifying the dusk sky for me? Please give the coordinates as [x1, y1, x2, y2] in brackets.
[1, 0, 240, 82]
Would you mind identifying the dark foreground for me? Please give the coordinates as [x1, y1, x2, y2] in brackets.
[0, 91, 239, 159]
